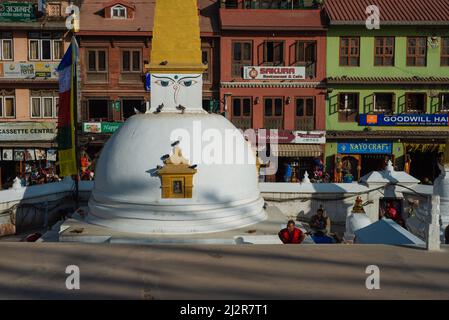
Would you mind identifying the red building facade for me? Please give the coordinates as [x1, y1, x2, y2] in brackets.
[218, 0, 327, 182]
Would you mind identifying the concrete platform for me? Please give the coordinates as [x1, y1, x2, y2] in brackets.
[54, 206, 295, 244]
[0, 242, 448, 299]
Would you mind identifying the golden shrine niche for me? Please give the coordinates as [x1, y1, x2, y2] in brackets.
[157, 146, 197, 199]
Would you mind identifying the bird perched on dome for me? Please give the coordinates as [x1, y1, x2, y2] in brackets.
[154, 103, 164, 114]
[176, 105, 186, 114]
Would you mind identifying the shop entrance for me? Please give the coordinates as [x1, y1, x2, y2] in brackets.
[275, 157, 322, 182]
[408, 150, 440, 184]
[360, 154, 392, 177]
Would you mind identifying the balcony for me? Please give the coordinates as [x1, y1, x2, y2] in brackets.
[231, 117, 252, 130]
[295, 117, 315, 130]
[264, 117, 284, 129]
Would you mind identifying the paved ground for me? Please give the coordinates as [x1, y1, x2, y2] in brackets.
[0, 243, 448, 299]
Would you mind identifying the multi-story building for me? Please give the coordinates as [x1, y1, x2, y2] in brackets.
[77, 0, 220, 159]
[219, 0, 327, 182]
[0, 1, 70, 188]
[324, 0, 449, 183]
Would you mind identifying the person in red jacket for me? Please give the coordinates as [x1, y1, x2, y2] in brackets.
[278, 220, 305, 244]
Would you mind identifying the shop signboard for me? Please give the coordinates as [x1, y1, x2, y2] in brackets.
[293, 131, 326, 144]
[359, 114, 449, 126]
[243, 66, 305, 80]
[0, 122, 57, 141]
[337, 142, 392, 155]
[83, 122, 123, 134]
[0, 62, 58, 79]
[0, 2, 36, 22]
[34, 62, 59, 79]
[254, 129, 295, 143]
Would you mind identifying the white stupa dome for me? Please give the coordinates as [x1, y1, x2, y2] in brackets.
[88, 113, 267, 234]
[346, 213, 372, 234]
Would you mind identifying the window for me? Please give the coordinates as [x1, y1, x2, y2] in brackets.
[340, 37, 360, 66]
[232, 97, 251, 117]
[87, 49, 108, 83]
[241, 0, 317, 9]
[224, 0, 239, 8]
[0, 32, 13, 60]
[111, 5, 127, 18]
[264, 97, 284, 129]
[439, 93, 449, 113]
[338, 93, 359, 122]
[263, 41, 284, 66]
[440, 93, 449, 112]
[295, 97, 315, 130]
[46, 3, 62, 17]
[122, 50, 141, 72]
[28, 32, 63, 61]
[407, 37, 427, 66]
[294, 41, 316, 77]
[374, 37, 395, 66]
[231, 97, 252, 129]
[441, 37, 449, 66]
[88, 99, 109, 121]
[232, 41, 252, 77]
[202, 48, 211, 83]
[0, 94, 15, 118]
[405, 93, 427, 113]
[30, 92, 58, 118]
[122, 99, 144, 120]
[53, 40, 63, 60]
[374, 93, 395, 113]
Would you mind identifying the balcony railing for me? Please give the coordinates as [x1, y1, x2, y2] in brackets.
[221, 0, 320, 9]
[295, 117, 315, 130]
[264, 117, 284, 129]
[231, 117, 252, 130]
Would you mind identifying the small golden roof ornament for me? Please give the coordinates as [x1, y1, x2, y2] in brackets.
[352, 196, 365, 214]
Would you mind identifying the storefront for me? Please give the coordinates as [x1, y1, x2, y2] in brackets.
[333, 141, 394, 183]
[256, 130, 326, 182]
[404, 143, 444, 183]
[0, 122, 58, 189]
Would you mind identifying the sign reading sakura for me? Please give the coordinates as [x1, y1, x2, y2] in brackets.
[293, 131, 326, 144]
[243, 66, 305, 80]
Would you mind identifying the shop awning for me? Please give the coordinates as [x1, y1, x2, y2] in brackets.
[273, 144, 322, 157]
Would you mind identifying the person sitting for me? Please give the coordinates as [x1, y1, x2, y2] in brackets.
[278, 220, 305, 244]
[310, 207, 330, 236]
[384, 201, 404, 227]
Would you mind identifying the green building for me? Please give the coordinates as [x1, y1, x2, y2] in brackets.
[323, 0, 449, 183]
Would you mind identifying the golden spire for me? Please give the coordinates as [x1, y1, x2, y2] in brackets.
[149, 0, 206, 74]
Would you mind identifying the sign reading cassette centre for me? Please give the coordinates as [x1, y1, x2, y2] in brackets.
[244, 66, 305, 80]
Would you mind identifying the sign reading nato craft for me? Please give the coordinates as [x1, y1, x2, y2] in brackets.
[337, 142, 392, 155]
[360, 114, 449, 126]
[0, 2, 36, 22]
[244, 66, 305, 80]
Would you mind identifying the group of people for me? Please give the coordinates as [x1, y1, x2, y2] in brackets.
[278, 206, 330, 244]
[19, 167, 61, 187]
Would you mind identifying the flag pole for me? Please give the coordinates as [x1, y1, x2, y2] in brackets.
[72, 35, 80, 209]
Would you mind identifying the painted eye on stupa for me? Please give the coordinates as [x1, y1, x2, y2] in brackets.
[155, 79, 174, 87]
[179, 79, 197, 87]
